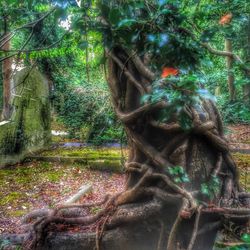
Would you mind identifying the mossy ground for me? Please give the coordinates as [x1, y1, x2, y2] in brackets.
[0, 161, 66, 217]
[0, 146, 248, 234]
[41, 146, 128, 159]
[0, 147, 126, 234]
[232, 153, 250, 191]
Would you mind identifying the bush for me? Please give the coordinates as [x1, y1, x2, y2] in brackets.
[217, 95, 250, 124]
[53, 76, 124, 144]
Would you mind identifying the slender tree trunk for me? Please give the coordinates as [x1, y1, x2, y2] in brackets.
[243, 17, 250, 105]
[1, 33, 12, 120]
[225, 39, 236, 102]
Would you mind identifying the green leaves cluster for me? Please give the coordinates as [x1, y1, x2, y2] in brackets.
[141, 73, 214, 129]
[201, 176, 221, 200]
[99, 0, 202, 71]
[168, 166, 190, 184]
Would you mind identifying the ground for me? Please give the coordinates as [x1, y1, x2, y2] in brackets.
[0, 156, 125, 234]
[0, 124, 249, 237]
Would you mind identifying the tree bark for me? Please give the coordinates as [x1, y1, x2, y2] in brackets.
[243, 17, 250, 105]
[225, 39, 236, 102]
[1, 32, 12, 120]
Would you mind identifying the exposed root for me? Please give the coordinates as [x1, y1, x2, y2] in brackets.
[156, 220, 165, 250]
[166, 211, 183, 250]
[187, 206, 202, 250]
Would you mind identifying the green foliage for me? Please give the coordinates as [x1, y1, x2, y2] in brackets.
[226, 233, 250, 250]
[201, 176, 221, 200]
[141, 73, 215, 129]
[53, 68, 123, 144]
[98, 0, 202, 71]
[217, 97, 250, 124]
[168, 166, 190, 184]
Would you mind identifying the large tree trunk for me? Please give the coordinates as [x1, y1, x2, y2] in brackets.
[102, 47, 243, 250]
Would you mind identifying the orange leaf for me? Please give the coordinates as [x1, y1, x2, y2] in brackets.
[219, 13, 232, 25]
[161, 67, 179, 78]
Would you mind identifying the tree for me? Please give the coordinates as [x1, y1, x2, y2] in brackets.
[1, 1, 249, 250]
[242, 16, 250, 104]
[0, 11, 12, 120]
[225, 38, 236, 101]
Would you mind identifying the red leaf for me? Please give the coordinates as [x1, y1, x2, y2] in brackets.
[219, 13, 233, 25]
[161, 67, 179, 78]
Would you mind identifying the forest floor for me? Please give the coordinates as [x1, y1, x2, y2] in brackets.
[0, 158, 125, 234]
[0, 124, 249, 235]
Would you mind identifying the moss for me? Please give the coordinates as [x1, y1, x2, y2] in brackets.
[0, 192, 24, 206]
[42, 147, 127, 159]
[232, 153, 250, 191]
[7, 209, 27, 217]
[44, 171, 63, 182]
[232, 153, 250, 167]
[0, 67, 51, 166]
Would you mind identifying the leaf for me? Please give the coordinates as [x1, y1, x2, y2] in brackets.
[241, 234, 250, 243]
[219, 13, 233, 25]
[118, 19, 137, 28]
[161, 9, 172, 15]
[181, 174, 190, 183]
[141, 94, 151, 104]
[168, 167, 175, 176]
[178, 111, 192, 130]
[201, 184, 209, 196]
[161, 67, 179, 78]
[109, 8, 121, 25]
[174, 177, 181, 183]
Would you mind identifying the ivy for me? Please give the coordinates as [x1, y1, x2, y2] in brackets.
[201, 176, 221, 200]
[168, 166, 190, 184]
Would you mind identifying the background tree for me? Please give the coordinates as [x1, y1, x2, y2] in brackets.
[0, 5, 12, 120]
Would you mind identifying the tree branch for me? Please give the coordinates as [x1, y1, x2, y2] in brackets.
[106, 48, 147, 94]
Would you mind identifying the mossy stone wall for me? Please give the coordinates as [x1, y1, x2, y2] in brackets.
[0, 67, 51, 167]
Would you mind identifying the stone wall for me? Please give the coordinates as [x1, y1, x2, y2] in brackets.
[0, 67, 51, 167]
